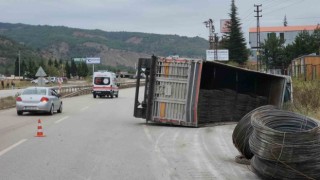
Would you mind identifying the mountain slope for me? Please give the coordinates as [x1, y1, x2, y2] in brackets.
[0, 22, 208, 68]
[0, 35, 42, 75]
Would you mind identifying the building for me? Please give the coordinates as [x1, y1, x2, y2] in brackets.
[289, 55, 320, 80]
[248, 25, 319, 61]
[249, 25, 319, 48]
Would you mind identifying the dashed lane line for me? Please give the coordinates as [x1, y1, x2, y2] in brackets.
[0, 139, 28, 157]
[55, 116, 69, 124]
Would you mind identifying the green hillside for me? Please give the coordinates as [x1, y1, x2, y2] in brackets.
[0, 35, 42, 75]
[0, 22, 208, 58]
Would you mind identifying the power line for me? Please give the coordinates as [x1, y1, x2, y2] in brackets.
[263, 0, 306, 16]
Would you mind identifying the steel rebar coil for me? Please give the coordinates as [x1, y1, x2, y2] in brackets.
[249, 109, 320, 163]
[251, 156, 320, 180]
[232, 105, 277, 159]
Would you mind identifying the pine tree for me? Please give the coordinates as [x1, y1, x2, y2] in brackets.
[70, 59, 77, 77]
[225, 0, 248, 64]
[54, 59, 59, 69]
[65, 61, 71, 78]
[48, 59, 53, 66]
[21, 60, 26, 77]
[14, 57, 19, 76]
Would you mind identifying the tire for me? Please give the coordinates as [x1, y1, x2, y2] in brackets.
[93, 94, 96, 98]
[57, 103, 62, 113]
[49, 105, 54, 115]
[17, 111, 23, 116]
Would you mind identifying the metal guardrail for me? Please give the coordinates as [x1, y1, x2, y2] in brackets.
[57, 81, 144, 98]
[0, 80, 144, 110]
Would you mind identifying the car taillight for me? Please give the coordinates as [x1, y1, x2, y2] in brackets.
[40, 97, 49, 102]
[16, 97, 22, 101]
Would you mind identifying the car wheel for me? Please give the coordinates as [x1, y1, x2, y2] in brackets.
[17, 111, 23, 115]
[49, 105, 54, 115]
[93, 94, 96, 98]
[57, 103, 63, 113]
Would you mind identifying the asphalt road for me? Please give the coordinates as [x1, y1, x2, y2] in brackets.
[0, 88, 258, 180]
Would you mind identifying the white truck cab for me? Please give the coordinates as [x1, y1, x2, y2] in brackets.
[92, 71, 119, 98]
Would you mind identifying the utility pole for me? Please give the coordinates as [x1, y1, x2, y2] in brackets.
[214, 33, 219, 60]
[254, 4, 262, 71]
[204, 19, 218, 60]
[204, 19, 215, 50]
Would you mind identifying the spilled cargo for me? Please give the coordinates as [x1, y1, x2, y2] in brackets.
[134, 56, 292, 127]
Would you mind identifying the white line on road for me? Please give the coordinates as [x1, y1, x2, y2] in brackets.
[0, 139, 28, 157]
[55, 116, 69, 124]
[81, 106, 89, 111]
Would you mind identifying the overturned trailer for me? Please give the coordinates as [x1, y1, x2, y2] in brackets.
[134, 56, 292, 127]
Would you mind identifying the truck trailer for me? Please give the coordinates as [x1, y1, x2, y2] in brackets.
[134, 56, 292, 127]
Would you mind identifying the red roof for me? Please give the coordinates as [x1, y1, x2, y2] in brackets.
[249, 25, 319, 33]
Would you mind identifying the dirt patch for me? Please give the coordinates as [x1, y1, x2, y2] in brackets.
[0, 96, 16, 110]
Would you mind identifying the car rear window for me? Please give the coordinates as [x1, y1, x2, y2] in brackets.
[94, 77, 110, 85]
[23, 89, 47, 95]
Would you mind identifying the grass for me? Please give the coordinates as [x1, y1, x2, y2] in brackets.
[284, 79, 320, 120]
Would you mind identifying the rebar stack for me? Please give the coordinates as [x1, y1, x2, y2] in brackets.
[198, 89, 268, 124]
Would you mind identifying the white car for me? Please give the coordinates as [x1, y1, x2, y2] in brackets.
[16, 87, 63, 115]
[31, 78, 49, 84]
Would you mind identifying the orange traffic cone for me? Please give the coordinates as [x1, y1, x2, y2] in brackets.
[35, 119, 46, 137]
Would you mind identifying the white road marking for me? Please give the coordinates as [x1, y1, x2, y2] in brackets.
[0, 139, 28, 157]
[143, 124, 153, 142]
[55, 116, 69, 124]
[81, 106, 89, 111]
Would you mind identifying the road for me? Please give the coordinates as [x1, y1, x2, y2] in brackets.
[0, 87, 257, 180]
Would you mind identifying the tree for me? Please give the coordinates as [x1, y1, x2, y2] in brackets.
[261, 33, 285, 69]
[70, 59, 77, 77]
[77, 62, 89, 78]
[21, 60, 26, 78]
[54, 59, 59, 69]
[14, 57, 19, 76]
[48, 59, 53, 66]
[26, 59, 37, 78]
[65, 61, 71, 79]
[224, 0, 248, 64]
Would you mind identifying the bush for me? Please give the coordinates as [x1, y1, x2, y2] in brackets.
[285, 79, 320, 119]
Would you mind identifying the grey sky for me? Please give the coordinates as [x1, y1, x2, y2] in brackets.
[0, 0, 319, 43]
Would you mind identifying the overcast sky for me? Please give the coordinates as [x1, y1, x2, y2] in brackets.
[0, 0, 319, 43]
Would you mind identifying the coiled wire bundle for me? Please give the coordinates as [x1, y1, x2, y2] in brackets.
[249, 109, 320, 179]
[232, 105, 277, 159]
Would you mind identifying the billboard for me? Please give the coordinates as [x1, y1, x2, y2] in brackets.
[220, 19, 231, 33]
[206, 49, 229, 61]
[73, 58, 86, 62]
[86, 57, 101, 64]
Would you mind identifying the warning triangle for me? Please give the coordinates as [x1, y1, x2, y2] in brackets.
[35, 66, 47, 77]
